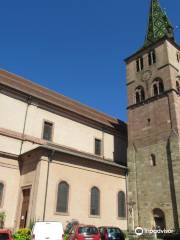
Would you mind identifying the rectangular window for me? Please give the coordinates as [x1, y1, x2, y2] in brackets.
[136, 59, 140, 72]
[0, 183, 4, 207]
[136, 57, 144, 72]
[148, 50, 156, 65]
[140, 57, 144, 70]
[43, 121, 53, 141]
[152, 50, 156, 64]
[95, 139, 102, 156]
[148, 53, 152, 65]
[177, 52, 180, 63]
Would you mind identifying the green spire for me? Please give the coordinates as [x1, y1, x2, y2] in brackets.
[144, 0, 174, 46]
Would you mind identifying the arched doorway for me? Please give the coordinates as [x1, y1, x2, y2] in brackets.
[153, 208, 166, 229]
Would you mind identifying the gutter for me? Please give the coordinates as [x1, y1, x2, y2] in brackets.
[19, 96, 32, 155]
[43, 150, 55, 221]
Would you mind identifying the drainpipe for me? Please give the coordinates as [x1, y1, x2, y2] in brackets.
[43, 150, 55, 221]
[102, 130, 105, 159]
[20, 96, 32, 155]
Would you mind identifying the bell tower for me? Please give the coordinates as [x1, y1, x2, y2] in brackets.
[126, 0, 180, 231]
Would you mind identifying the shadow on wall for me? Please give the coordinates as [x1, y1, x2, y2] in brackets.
[112, 120, 127, 166]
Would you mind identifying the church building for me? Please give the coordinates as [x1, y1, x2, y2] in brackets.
[0, 69, 127, 229]
[0, 0, 179, 233]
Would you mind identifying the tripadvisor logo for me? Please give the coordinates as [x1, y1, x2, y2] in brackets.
[135, 227, 144, 236]
[135, 227, 174, 235]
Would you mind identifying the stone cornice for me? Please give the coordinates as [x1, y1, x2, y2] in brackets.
[0, 151, 19, 160]
[21, 143, 128, 171]
[125, 37, 180, 63]
[0, 127, 46, 144]
[127, 89, 180, 110]
[0, 127, 127, 165]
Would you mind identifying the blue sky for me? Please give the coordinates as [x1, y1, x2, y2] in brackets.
[0, 0, 179, 122]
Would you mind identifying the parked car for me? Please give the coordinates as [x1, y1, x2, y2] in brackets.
[64, 220, 79, 234]
[98, 227, 125, 240]
[31, 221, 64, 240]
[68, 224, 100, 240]
[0, 229, 13, 240]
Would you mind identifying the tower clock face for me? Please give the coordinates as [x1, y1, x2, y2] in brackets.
[142, 70, 152, 82]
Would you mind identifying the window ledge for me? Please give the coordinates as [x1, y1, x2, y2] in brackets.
[89, 215, 101, 219]
[55, 211, 69, 216]
[117, 217, 127, 220]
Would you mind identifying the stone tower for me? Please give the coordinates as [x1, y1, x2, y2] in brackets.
[126, 0, 180, 231]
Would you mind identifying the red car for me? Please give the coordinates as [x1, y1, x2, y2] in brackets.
[68, 225, 100, 240]
[0, 230, 13, 240]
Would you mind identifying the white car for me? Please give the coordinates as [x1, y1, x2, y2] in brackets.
[32, 221, 64, 240]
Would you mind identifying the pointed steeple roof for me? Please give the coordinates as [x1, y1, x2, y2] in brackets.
[144, 0, 174, 46]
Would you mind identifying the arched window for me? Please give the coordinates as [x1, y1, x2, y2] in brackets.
[0, 183, 4, 207]
[90, 187, 100, 216]
[153, 84, 158, 96]
[177, 52, 180, 63]
[148, 50, 156, 65]
[152, 79, 164, 96]
[159, 81, 164, 94]
[176, 77, 180, 93]
[135, 86, 145, 103]
[56, 181, 69, 213]
[118, 191, 126, 218]
[150, 154, 156, 166]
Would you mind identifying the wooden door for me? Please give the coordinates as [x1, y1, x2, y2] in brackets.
[19, 188, 31, 228]
[153, 208, 166, 230]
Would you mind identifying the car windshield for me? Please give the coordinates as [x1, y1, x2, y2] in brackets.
[78, 227, 98, 235]
[107, 228, 121, 234]
[0, 233, 9, 240]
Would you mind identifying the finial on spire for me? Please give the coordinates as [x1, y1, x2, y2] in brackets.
[144, 0, 174, 46]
